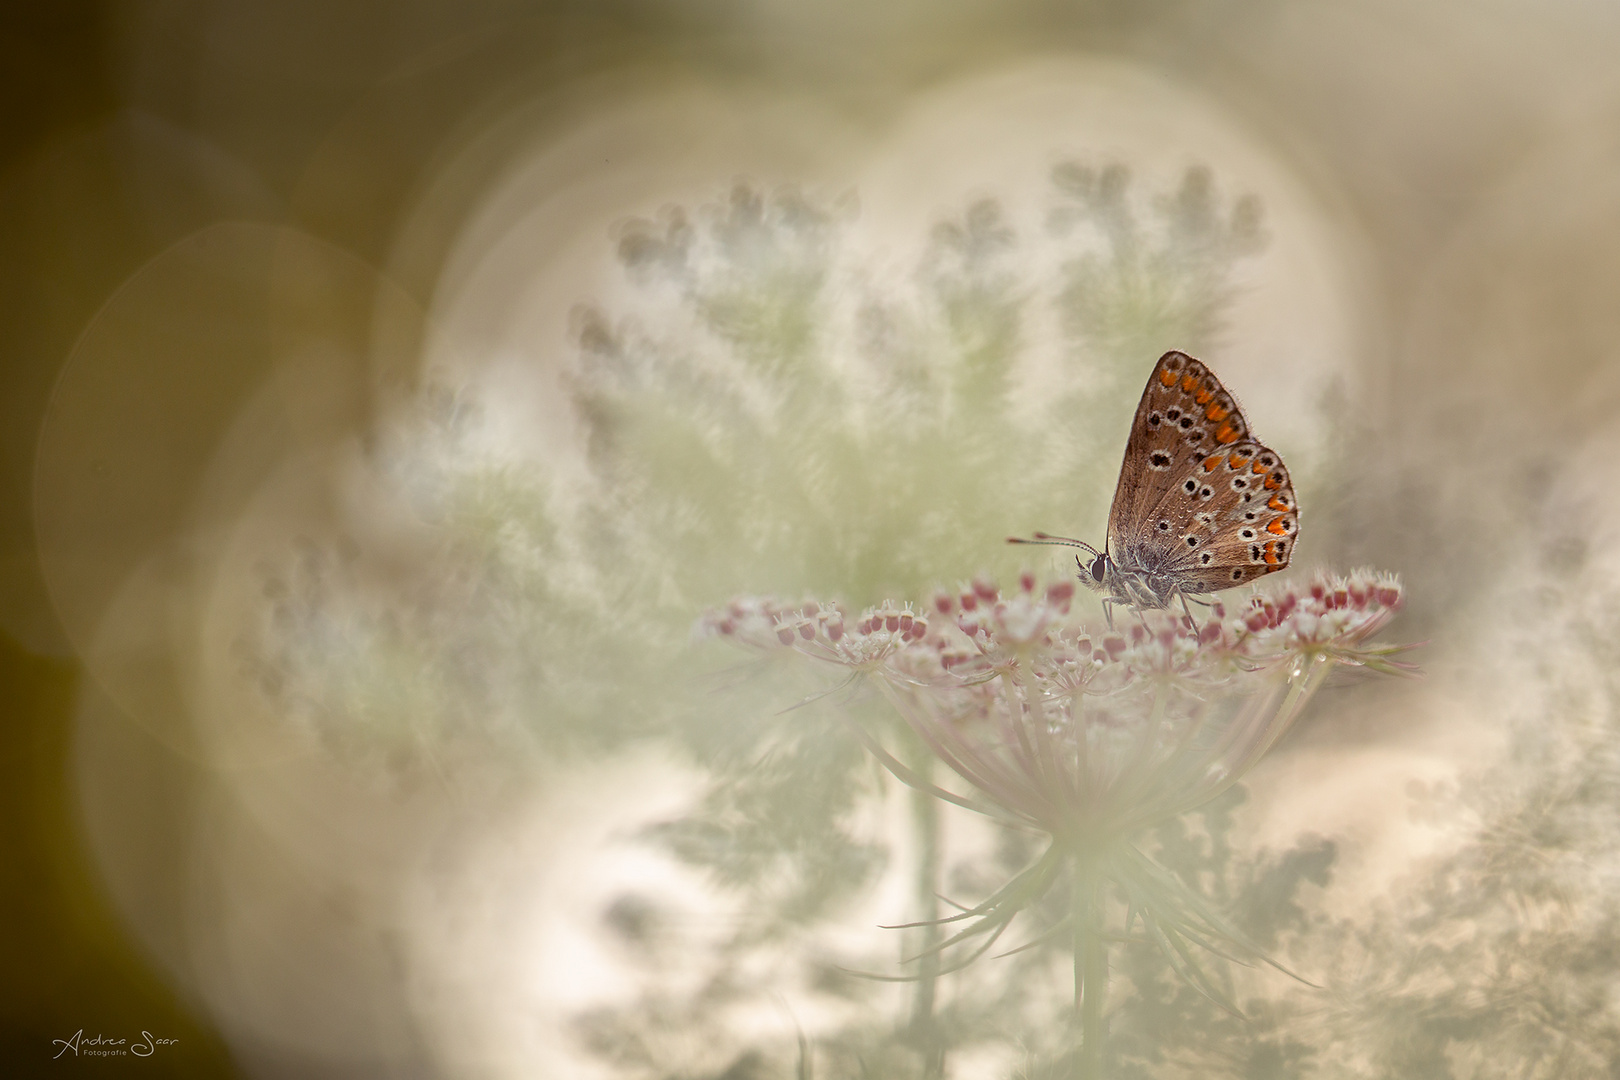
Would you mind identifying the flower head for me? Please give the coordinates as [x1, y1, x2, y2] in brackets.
[702, 568, 1416, 1010]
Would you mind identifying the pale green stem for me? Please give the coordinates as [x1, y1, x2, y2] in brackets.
[1073, 855, 1107, 1080]
[1016, 655, 1065, 809]
[1110, 679, 1168, 801]
[1198, 651, 1333, 808]
[905, 737, 945, 1079]
[1071, 682, 1090, 796]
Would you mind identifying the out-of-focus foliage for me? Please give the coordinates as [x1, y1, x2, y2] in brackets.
[240, 162, 1620, 1080]
[572, 166, 1265, 615]
[248, 165, 1295, 1075]
[246, 162, 1270, 773]
[559, 168, 1291, 1078]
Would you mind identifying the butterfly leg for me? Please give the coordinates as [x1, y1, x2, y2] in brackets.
[1176, 590, 1201, 637]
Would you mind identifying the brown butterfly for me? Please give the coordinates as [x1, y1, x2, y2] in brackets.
[1013, 350, 1298, 621]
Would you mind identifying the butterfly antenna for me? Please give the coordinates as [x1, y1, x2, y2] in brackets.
[1006, 532, 1101, 558]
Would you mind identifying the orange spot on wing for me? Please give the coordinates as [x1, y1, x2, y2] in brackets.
[1215, 423, 1239, 444]
[1228, 453, 1251, 469]
[1205, 402, 1229, 422]
[1264, 473, 1282, 490]
[1267, 518, 1288, 535]
[1195, 387, 1213, 405]
[1267, 495, 1288, 512]
[1160, 368, 1178, 387]
[1252, 461, 1268, 474]
[1202, 455, 1222, 472]
[1263, 542, 1281, 566]
[1182, 374, 1198, 392]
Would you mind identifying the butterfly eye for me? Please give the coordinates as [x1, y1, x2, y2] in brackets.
[1088, 554, 1107, 582]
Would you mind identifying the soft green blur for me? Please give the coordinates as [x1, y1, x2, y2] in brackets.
[7, 2, 1620, 1078]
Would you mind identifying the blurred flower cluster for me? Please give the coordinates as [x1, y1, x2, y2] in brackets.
[249, 163, 1272, 777]
[226, 113, 1620, 1079]
[246, 165, 1404, 1078]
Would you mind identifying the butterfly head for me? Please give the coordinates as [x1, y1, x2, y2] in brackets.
[1008, 533, 1116, 593]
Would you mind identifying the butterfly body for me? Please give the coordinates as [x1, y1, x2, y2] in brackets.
[1018, 350, 1298, 617]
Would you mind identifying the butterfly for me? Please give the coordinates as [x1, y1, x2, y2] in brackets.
[1013, 350, 1298, 621]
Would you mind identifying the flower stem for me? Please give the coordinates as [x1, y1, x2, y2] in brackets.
[1073, 856, 1106, 1080]
[906, 737, 945, 1079]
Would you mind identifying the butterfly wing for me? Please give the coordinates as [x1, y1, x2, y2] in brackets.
[1147, 438, 1298, 592]
[1105, 351, 1256, 563]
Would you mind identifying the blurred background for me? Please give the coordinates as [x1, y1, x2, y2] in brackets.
[7, 1, 1620, 1077]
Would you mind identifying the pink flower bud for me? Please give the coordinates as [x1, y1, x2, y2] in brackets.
[959, 591, 978, 612]
[802, 601, 820, 618]
[934, 592, 954, 615]
[826, 616, 845, 642]
[798, 620, 816, 640]
[776, 624, 796, 645]
[973, 577, 998, 603]
[1375, 575, 1402, 608]
[1019, 571, 1036, 594]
